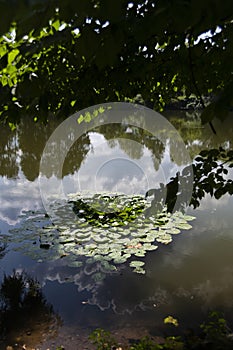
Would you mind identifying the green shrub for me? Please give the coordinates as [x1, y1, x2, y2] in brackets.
[89, 328, 119, 350]
[89, 312, 233, 350]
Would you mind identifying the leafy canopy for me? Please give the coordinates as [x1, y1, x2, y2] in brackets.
[0, 0, 233, 124]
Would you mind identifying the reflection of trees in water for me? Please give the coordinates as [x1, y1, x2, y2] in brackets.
[0, 118, 58, 181]
[18, 120, 91, 180]
[1, 113, 233, 186]
[18, 119, 166, 179]
[0, 127, 18, 178]
[0, 242, 7, 260]
[95, 124, 165, 171]
[117, 138, 143, 159]
[62, 133, 91, 177]
[1, 147, 232, 318]
[168, 112, 233, 158]
[0, 270, 61, 348]
[0, 118, 91, 181]
[18, 117, 61, 181]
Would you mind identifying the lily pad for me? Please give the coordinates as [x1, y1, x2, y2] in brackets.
[132, 267, 146, 274]
[129, 260, 145, 268]
[113, 256, 128, 264]
[156, 233, 172, 244]
[8, 191, 195, 277]
[167, 228, 181, 234]
[134, 251, 146, 257]
[175, 223, 193, 230]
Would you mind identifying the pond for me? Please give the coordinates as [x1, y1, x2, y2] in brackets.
[0, 107, 233, 349]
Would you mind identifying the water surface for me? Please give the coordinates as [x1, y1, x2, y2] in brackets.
[0, 111, 233, 349]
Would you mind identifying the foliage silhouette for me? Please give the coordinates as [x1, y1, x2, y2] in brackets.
[147, 147, 233, 213]
[0, 270, 61, 347]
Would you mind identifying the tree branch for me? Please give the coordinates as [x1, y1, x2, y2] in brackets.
[187, 36, 216, 134]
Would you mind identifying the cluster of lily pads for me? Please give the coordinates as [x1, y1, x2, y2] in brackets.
[8, 192, 195, 276]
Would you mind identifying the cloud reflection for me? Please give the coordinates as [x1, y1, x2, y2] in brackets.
[0, 175, 42, 225]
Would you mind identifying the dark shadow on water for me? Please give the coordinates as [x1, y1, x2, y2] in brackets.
[0, 270, 62, 349]
[0, 242, 7, 261]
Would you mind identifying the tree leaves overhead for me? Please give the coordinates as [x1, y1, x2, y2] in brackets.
[0, 0, 233, 124]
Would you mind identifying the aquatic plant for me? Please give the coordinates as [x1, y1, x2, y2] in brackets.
[8, 192, 195, 278]
[89, 328, 119, 350]
[89, 311, 233, 350]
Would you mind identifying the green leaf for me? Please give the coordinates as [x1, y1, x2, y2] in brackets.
[175, 223, 192, 230]
[8, 49, 19, 65]
[8, 122, 16, 131]
[129, 260, 145, 268]
[164, 316, 179, 327]
[52, 19, 60, 31]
